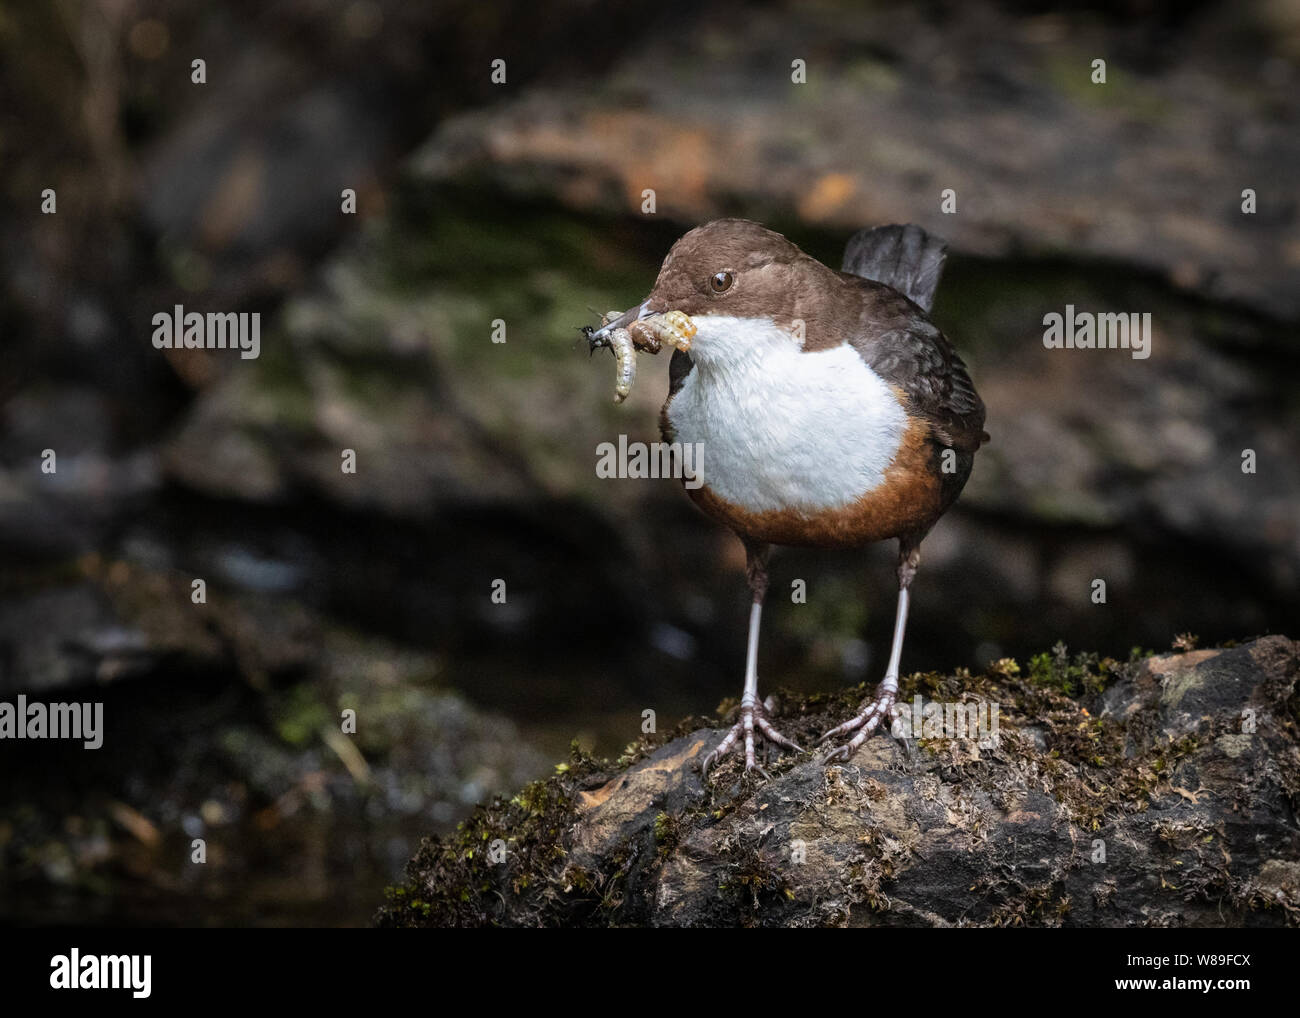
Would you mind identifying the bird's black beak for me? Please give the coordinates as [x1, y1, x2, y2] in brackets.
[585, 301, 655, 349]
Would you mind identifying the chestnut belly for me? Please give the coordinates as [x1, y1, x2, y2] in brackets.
[683, 417, 946, 548]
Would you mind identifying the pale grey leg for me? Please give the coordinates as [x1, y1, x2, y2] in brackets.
[820, 542, 920, 764]
[702, 542, 803, 778]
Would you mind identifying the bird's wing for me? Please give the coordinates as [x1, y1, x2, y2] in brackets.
[846, 280, 988, 452]
[841, 224, 947, 314]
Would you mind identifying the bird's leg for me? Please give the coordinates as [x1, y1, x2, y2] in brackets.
[701, 541, 803, 778]
[820, 542, 921, 764]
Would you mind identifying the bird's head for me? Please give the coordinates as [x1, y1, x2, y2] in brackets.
[587, 219, 836, 363]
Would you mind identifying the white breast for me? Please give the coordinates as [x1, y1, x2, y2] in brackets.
[666, 315, 908, 513]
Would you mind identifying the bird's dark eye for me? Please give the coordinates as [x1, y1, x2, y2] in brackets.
[710, 270, 734, 293]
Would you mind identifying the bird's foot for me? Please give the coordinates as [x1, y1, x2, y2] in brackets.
[701, 696, 803, 779]
[818, 684, 899, 764]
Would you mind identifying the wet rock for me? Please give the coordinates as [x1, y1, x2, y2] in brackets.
[411, 1, 1300, 321]
[379, 636, 1300, 927]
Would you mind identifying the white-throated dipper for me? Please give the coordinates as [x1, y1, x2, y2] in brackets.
[588, 219, 988, 775]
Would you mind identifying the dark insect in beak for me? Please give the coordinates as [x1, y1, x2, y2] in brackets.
[581, 324, 611, 356]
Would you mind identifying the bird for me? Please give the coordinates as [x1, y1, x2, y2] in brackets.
[587, 219, 988, 775]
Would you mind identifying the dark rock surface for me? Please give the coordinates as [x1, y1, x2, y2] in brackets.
[414, 0, 1300, 321]
[378, 636, 1300, 927]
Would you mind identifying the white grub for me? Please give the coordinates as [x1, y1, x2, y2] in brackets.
[599, 308, 697, 403]
[599, 310, 635, 404]
[655, 310, 696, 352]
[610, 327, 635, 403]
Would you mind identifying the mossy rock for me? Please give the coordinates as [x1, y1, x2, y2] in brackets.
[378, 636, 1300, 927]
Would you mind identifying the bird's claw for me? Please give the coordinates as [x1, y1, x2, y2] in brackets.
[818, 685, 899, 765]
[820, 744, 853, 766]
[700, 698, 802, 779]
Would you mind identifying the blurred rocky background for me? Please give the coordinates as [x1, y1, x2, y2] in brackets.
[1, 0, 1296, 925]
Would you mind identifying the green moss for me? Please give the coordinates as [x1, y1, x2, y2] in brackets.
[653, 811, 683, 859]
[1027, 641, 1117, 697]
[721, 846, 795, 919]
[375, 724, 673, 927]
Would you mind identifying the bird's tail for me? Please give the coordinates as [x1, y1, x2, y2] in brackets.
[841, 224, 947, 314]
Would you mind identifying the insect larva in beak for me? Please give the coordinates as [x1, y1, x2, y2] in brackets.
[658, 310, 697, 351]
[610, 327, 636, 403]
[628, 310, 696, 354]
[592, 308, 697, 403]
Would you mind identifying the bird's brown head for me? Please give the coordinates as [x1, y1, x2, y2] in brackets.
[589, 219, 839, 358]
